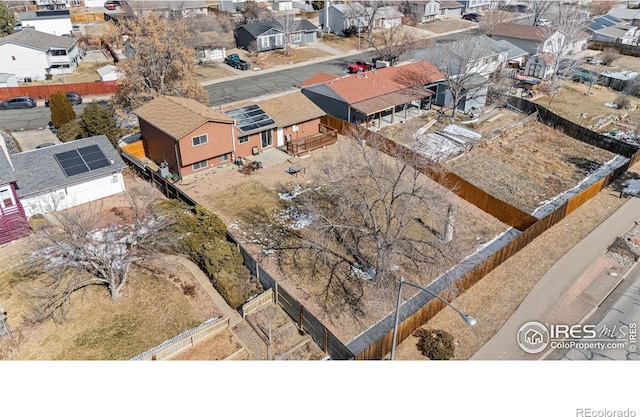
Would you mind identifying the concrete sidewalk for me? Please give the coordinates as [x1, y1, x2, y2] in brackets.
[472, 197, 640, 360]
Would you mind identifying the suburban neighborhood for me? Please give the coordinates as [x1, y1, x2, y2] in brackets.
[3, 0, 640, 397]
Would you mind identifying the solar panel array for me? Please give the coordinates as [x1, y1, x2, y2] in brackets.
[224, 104, 276, 133]
[54, 144, 111, 177]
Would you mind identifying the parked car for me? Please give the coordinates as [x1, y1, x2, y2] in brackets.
[462, 13, 482, 22]
[535, 18, 551, 27]
[104, 1, 117, 10]
[0, 96, 37, 110]
[347, 61, 373, 73]
[45, 92, 82, 107]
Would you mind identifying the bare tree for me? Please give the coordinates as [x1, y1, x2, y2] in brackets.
[478, 8, 512, 34]
[110, 11, 209, 116]
[273, 11, 302, 57]
[526, 0, 553, 26]
[362, 17, 417, 61]
[17, 183, 179, 323]
[536, 15, 589, 108]
[413, 36, 502, 120]
[266, 130, 459, 314]
[185, 14, 236, 50]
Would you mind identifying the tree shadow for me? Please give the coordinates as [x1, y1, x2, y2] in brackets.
[564, 155, 602, 175]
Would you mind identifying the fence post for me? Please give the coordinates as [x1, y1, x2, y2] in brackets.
[299, 304, 304, 330]
[324, 328, 329, 353]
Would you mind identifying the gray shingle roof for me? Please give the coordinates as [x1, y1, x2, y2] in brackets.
[237, 19, 318, 37]
[0, 148, 16, 186]
[0, 28, 76, 51]
[494, 39, 529, 59]
[10, 136, 126, 197]
[18, 9, 71, 21]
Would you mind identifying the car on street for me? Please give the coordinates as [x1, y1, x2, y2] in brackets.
[104, 1, 117, 10]
[44, 92, 83, 107]
[0, 96, 37, 110]
[462, 13, 482, 22]
[347, 61, 373, 73]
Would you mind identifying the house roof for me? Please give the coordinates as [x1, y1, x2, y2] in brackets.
[237, 19, 318, 37]
[332, 2, 367, 16]
[594, 24, 636, 37]
[0, 28, 76, 50]
[439, 1, 464, 9]
[134, 96, 234, 140]
[221, 91, 325, 130]
[299, 72, 340, 87]
[494, 39, 529, 59]
[605, 7, 640, 21]
[18, 9, 71, 20]
[0, 147, 16, 185]
[305, 61, 445, 105]
[416, 36, 505, 75]
[96, 65, 119, 77]
[369, 6, 404, 20]
[10, 135, 126, 198]
[126, 0, 208, 10]
[489, 23, 550, 41]
[351, 89, 433, 115]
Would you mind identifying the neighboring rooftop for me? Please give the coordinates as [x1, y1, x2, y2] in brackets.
[0, 27, 76, 50]
[237, 19, 318, 37]
[134, 96, 234, 140]
[18, 9, 71, 20]
[9, 136, 126, 197]
[605, 7, 640, 21]
[488, 23, 550, 41]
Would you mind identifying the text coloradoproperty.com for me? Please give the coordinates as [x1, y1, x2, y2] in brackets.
[552, 341, 628, 350]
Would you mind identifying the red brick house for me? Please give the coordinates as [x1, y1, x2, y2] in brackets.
[135, 95, 245, 178]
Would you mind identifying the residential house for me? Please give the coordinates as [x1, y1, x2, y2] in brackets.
[134, 93, 327, 177]
[235, 19, 318, 52]
[410, 0, 440, 22]
[221, 90, 328, 151]
[457, 0, 491, 13]
[218, 0, 270, 13]
[319, 2, 369, 35]
[135, 96, 237, 178]
[416, 36, 505, 112]
[274, 0, 293, 11]
[588, 15, 640, 44]
[493, 39, 529, 68]
[604, 7, 640, 26]
[440, 1, 464, 18]
[0, 146, 29, 245]
[300, 60, 446, 127]
[17, 9, 73, 36]
[124, 0, 210, 18]
[488, 23, 588, 56]
[370, 6, 404, 29]
[33, 0, 70, 9]
[0, 28, 81, 81]
[0, 135, 126, 222]
[0, 73, 19, 88]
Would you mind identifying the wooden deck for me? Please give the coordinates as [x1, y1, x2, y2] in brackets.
[286, 124, 337, 156]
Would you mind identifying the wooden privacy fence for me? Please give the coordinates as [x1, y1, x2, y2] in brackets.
[588, 40, 640, 57]
[323, 111, 638, 359]
[241, 288, 273, 318]
[131, 317, 229, 360]
[0, 81, 118, 101]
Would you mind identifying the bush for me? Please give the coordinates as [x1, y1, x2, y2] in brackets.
[49, 91, 76, 129]
[343, 25, 358, 37]
[413, 328, 455, 360]
[599, 48, 619, 66]
[57, 119, 83, 142]
[614, 94, 631, 109]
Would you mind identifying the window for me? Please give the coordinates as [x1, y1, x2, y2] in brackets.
[291, 32, 302, 43]
[0, 187, 14, 208]
[238, 135, 249, 144]
[292, 124, 298, 132]
[220, 154, 229, 163]
[192, 134, 208, 146]
[193, 160, 207, 170]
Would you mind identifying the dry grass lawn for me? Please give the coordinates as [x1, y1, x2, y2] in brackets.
[225, 46, 332, 71]
[416, 18, 477, 34]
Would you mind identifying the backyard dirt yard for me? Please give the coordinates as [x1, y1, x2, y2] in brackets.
[543, 80, 640, 137]
[416, 18, 477, 34]
[316, 33, 362, 52]
[179, 137, 508, 343]
[0, 173, 220, 360]
[393, 162, 640, 360]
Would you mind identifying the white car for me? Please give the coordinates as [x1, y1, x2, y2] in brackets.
[535, 18, 551, 27]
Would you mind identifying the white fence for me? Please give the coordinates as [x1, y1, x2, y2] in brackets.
[131, 316, 229, 360]
[241, 288, 274, 318]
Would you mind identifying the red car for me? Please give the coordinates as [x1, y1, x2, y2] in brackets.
[104, 1, 117, 10]
[347, 61, 373, 74]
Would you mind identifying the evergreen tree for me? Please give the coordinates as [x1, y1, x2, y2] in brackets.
[78, 103, 122, 148]
[49, 91, 76, 129]
[0, 2, 15, 37]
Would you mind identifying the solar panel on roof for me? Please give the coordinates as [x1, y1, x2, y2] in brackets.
[54, 144, 111, 177]
[224, 104, 276, 133]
